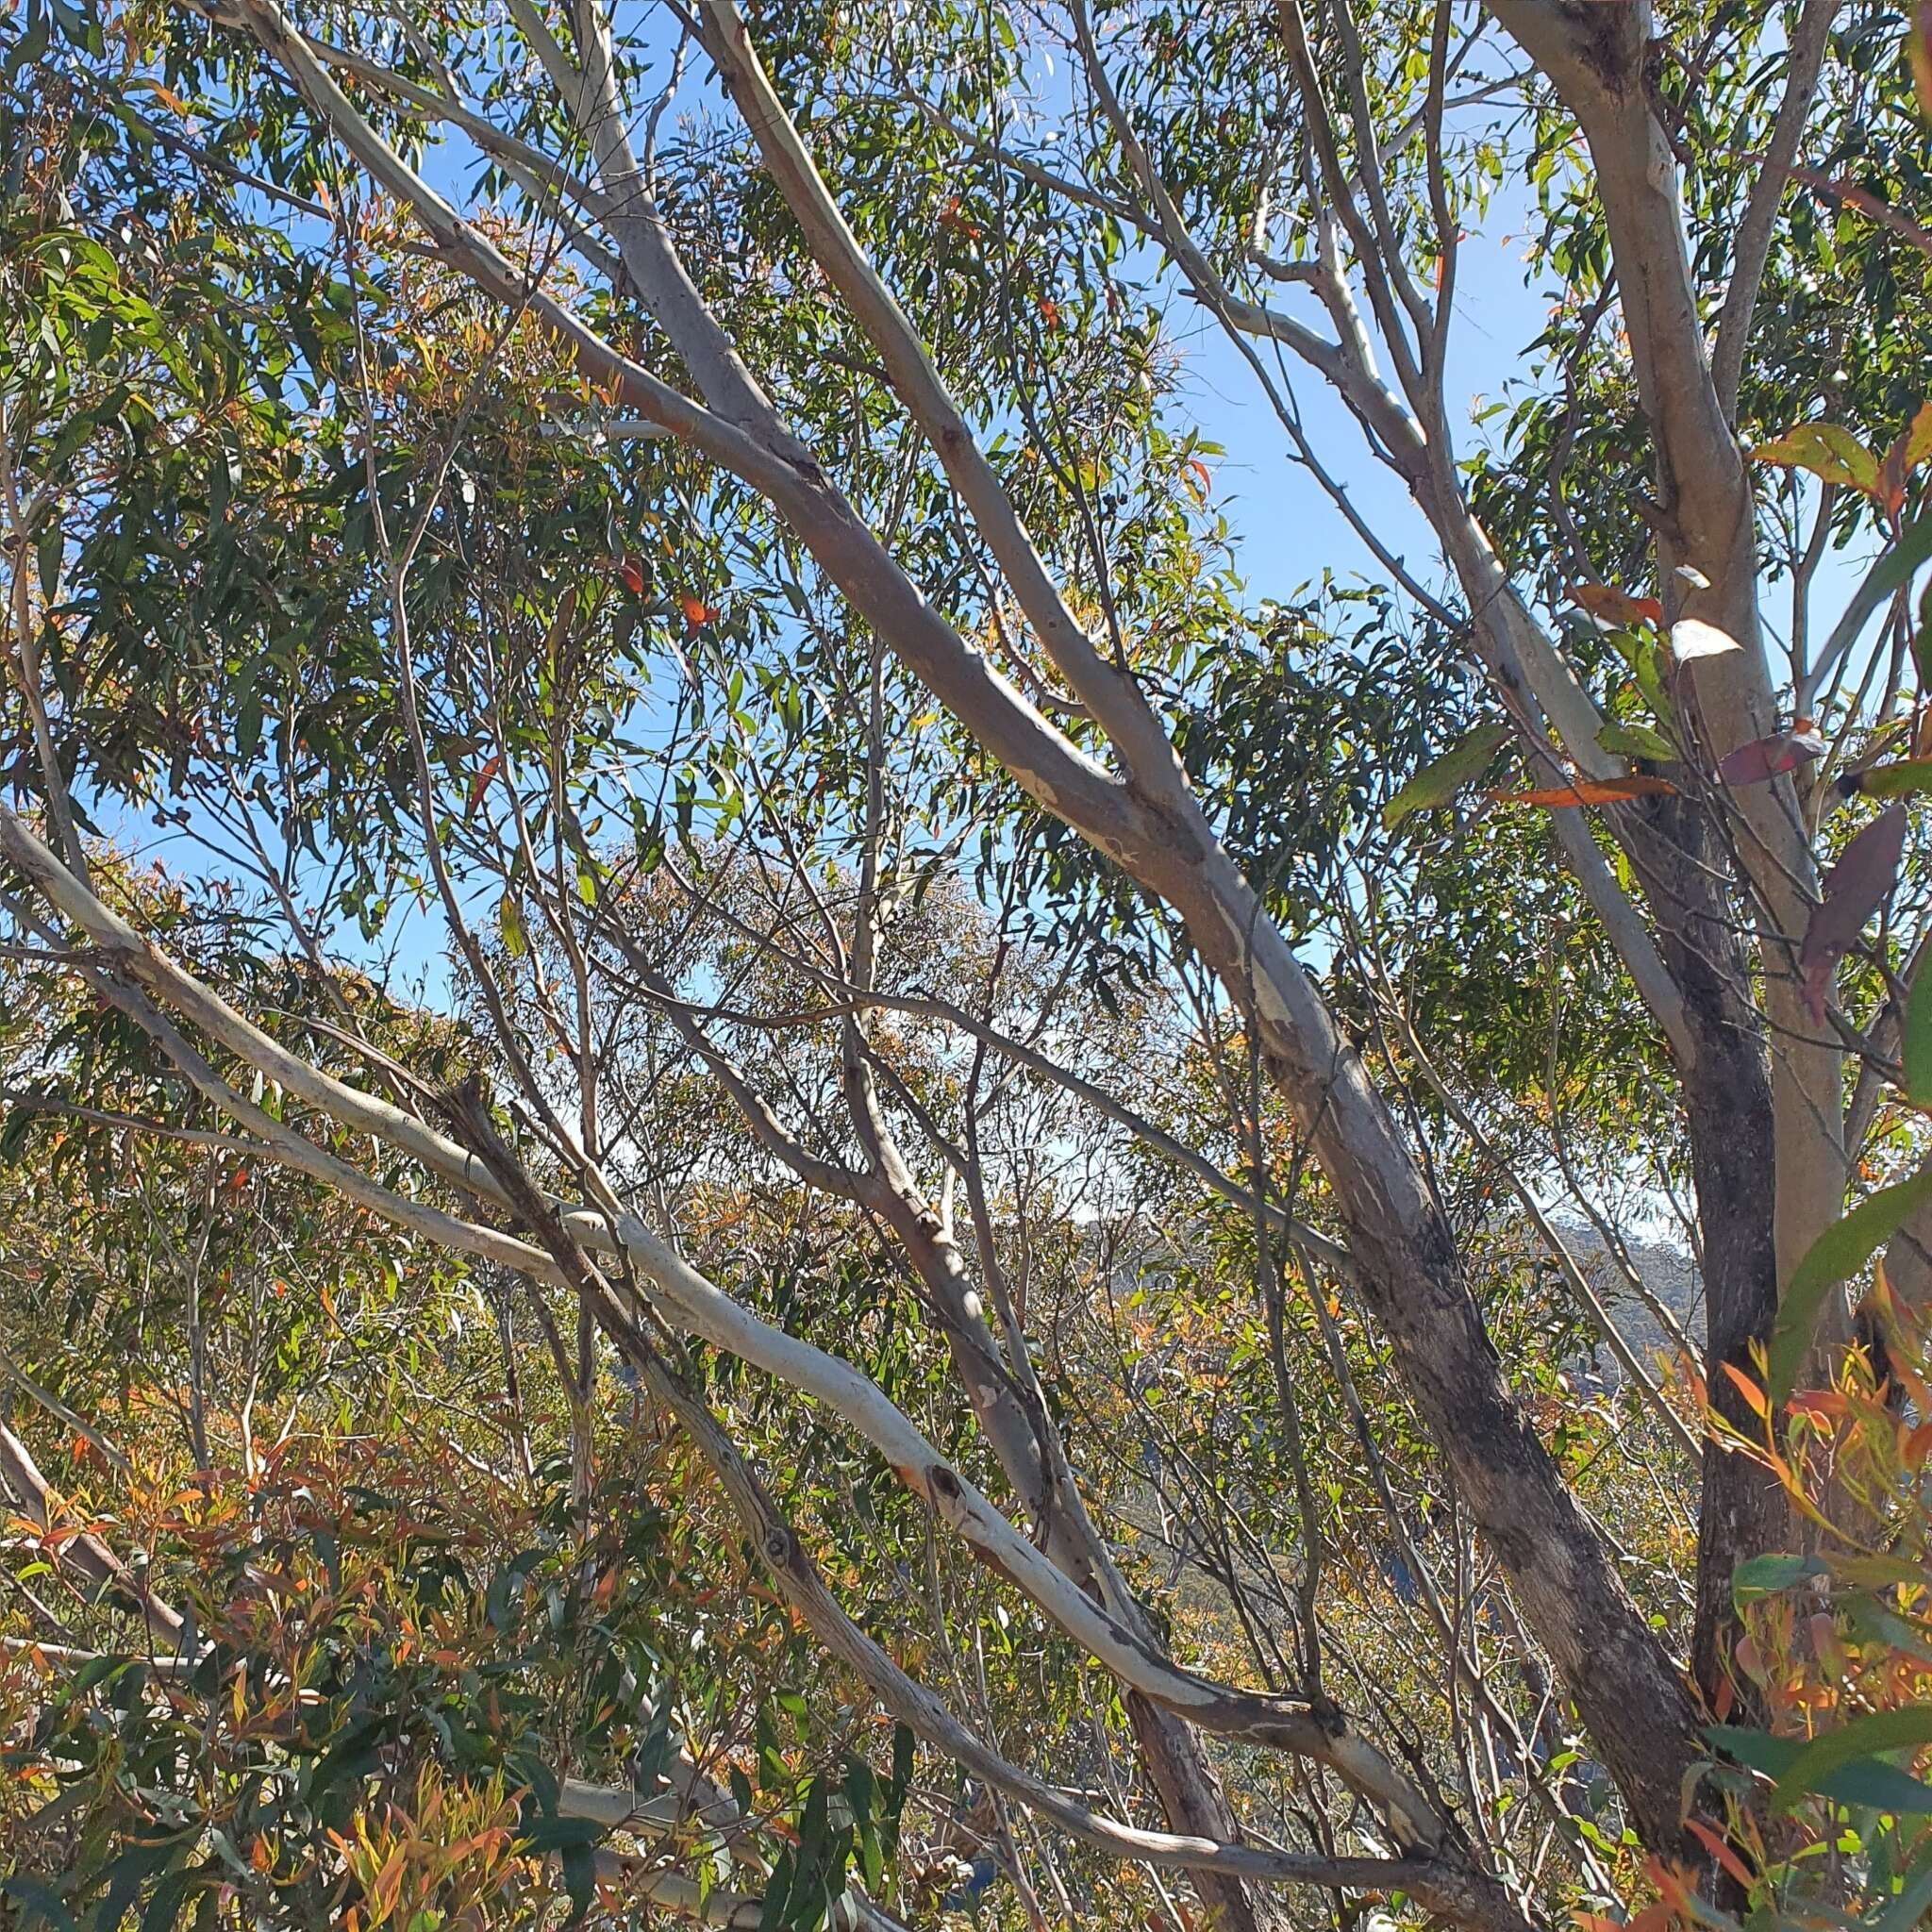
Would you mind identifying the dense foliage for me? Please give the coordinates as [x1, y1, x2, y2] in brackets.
[4, 3, 1932, 1930]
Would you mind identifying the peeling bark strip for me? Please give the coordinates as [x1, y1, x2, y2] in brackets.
[175, 0, 1710, 1857]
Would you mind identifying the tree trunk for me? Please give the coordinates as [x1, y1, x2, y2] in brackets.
[1635, 795, 1788, 1711]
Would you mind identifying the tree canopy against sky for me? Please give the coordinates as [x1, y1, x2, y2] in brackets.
[4, 2, 1932, 1929]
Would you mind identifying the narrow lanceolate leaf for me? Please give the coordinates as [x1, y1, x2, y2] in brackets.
[1854, 758, 1932, 799]
[1670, 617, 1743, 661]
[1381, 722, 1510, 827]
[1797, 804, 1907, 1024]
[1817, 510, 1932, 689]
[1490, 775, 1677, 808]
[1718, 724, 1826, 787]
[1729, 1553, 1828, 1606]
[1754, 421, 1883, 496]
[1770, 1163, 1932, 1406]
[1905, 968, 1932, 1105]
[1771, 1706, 1932, 1814]
[1598, 721, 1678, 762]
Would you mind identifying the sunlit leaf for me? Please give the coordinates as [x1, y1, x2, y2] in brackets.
[1670, 617, 1743, 661]
[1597, 721, 1677, 762]
[1771, 1160, 1932, 1406]
[1491, 775, 1677, 808]
[1570, 582, 1662, 628]
[1380, 722, 1510, 827]
[1754, 422, 1882, 496]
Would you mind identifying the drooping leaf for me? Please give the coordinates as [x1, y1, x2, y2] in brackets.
[1797, 803, 1907, 1024]
[1905, 966, 1932, 1105]
[1731, 1552, 1829, 1605]
[1771, 1706, 1932, 1813]
[1848, 758, 1932, 799]
[1491, 775, 1677, 808]
[1597, 721, 1678, 762]
[1770, 1161, 1932, 1405]
[1380, 721, 1510, 827]
[1718, 724, 1826, 787]
[1754, 421, 1882, 496]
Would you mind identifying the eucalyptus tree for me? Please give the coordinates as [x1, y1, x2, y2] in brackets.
[4, 2, 1932, 1929]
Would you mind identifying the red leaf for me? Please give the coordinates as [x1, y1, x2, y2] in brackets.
[1570, 582, 1662, 628]
[1718, 723, 1826, 787]
[1798, 804, 1907, 1023]
[616, 557, 645, 596]
[1491, 775, 1678, 808]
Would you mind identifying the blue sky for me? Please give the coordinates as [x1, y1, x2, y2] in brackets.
[89, 35, 1879, 1006]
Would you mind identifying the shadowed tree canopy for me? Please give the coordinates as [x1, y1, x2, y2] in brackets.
[4, 2, 1932, 1928]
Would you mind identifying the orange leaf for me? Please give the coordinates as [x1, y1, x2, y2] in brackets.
[465, 755, 502, 814]
[1491, 776, 1678, 808]
[1880, 433, 1909, 518]
[1723, 1360, 1768, 1419]
[1684, 1818, 1757, 1890]
[1788, 1389, 1848, 1419]
[1570, 581, 1663, 628]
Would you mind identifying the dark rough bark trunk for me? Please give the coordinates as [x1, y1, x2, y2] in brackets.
[1633, 796, 1787, 1713]
[1124, 824, 1708, 1857]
